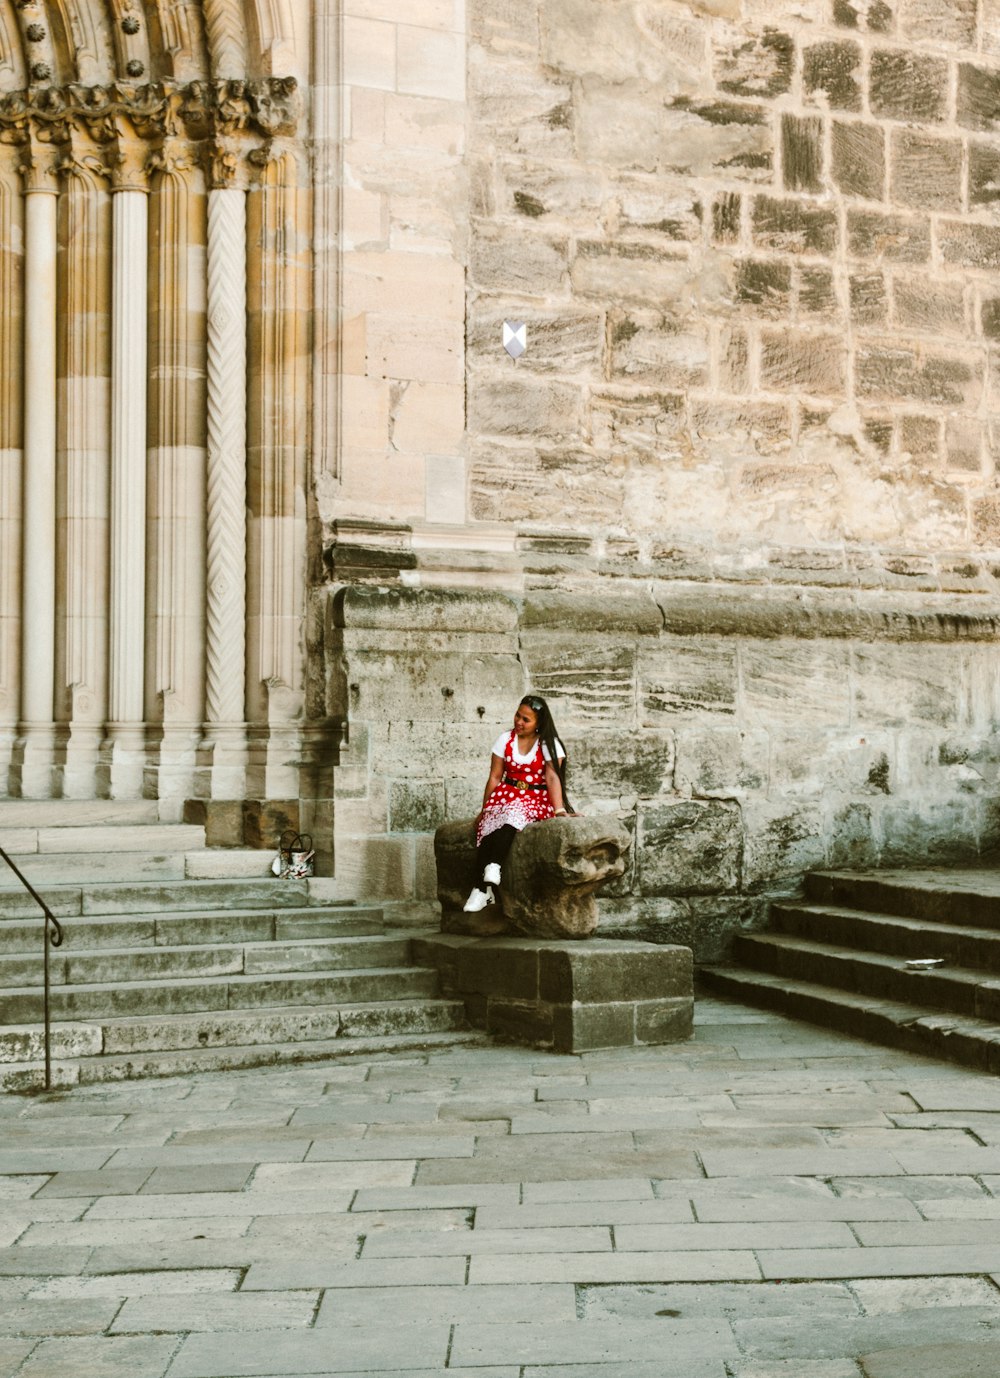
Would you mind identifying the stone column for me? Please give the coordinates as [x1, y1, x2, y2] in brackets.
[246, 145, 311, 800]
[0, 163, 23, 792]
[54, 137, 111, 798]
[202, 170, 249, 799]
[13, 133, 61, 797]
[103, 129, 150, 798]
[145, 137, 207, 808]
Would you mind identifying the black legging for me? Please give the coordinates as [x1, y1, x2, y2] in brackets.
[475, 825, 517, 882]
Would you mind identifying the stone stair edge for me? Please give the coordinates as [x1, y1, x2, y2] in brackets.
[0, 962, 438, 999]
[738, 931, 989, 983]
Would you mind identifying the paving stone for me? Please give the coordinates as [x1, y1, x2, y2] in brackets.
[888, 1148, 1000, 1175]
[21, 1217, 250, 1247]
[468, 1251, 761, 1284]
[700, 1150, 900, 1178]
[523, 1366, 727, 1378]
[474, 1199, 693, 1229]
[859, 1342, 1000, 1378]
[85, 1189, 356, 1218]
[111, 1291, 318, 1332]
[450, 1317, 740, 1367]
[305, 1135, 476, 1160]
[909, 1084, 1000, 1112]
[830, 1175, 987, 1200]
[522, 1178, 655, 1203]
[316, 1282, 577, 1324]
[0, 1246, 93, 1275]
[849, 1275, 1000, 1314]
[36, 1169, 153, 1197]
[362, 1225, 612, 1257]
[854, 1220, 1000, 1246]
[246, 1208, 471, 1244]
[691, 1198, 919, 1222]
[0, 1339, 36, 1378]
[168, 1325, 450, 1376]
[578, 1280, 859, 1320]
[0, 1299, 120, 1335]
[615, 1222, 858, 1251]
[105, 1143, 312, 1167]
[242, 1256, 468, 1290]
[0, 1150, 114, 1174]
[14, 1335, 177, 1378]
[0, 1176, 48, 1198]
[729, 1364, 861, 1378]
[736, 1306, 1000, 1359]
[140, 1163, 254, 1194]
[416, 1138, 701, 1184]
[351, 1183, 519, 1211]
[30, 1269, 242, 1299]
[758, 1246, 1000, 1279]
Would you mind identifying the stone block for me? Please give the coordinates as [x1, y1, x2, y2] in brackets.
[856, 344, 982, 409]
[389, 780, 447, 832]
[759, 330, 846, 397]
[945, 416, 983, 472]
[606, 313, 710, 388]
[752, 197, 838, 255]
[900, 0, 977, 47]
[834, 0, 894, 28]
[832, 121, 885, 201]
[467, 304, 602, 375]
[469, 375, 584, 443]
[713, 27, 794, 99]
[641, 639, 738, 720]
[939, 220, 1000, 272]
[735, 260, 791, 315]
[673, 725, 768, 798]
[958, 64, 1000, 133]
[982, 298, 1000, 339]
[716, 324, 749, 390]
[638, 799, 742, 897]
[850, 272, 887, 328]
[712, 191, 741, 244]
[870, 50, 947, 121]
[798, 266, 838, 318]
[803, 41, 863, 111]
[892, 276, 967, 337]
[741, 642, 851, 727]
[618, 184, 704, 243]
[538, 941, 692, 1003]
[635, 997, 694, 1045]
[570, 240, 693, 308]
[241, 799, 300, 850]
[521, 588, 662, 636]
[847, 209, 929, 263]
[469, 224, 568, 294]
[551, 1001, 636, 1053]
[589, 386, 689, 454]
[970, 142, 1000, 208]
[891, 131, 962, 211]
[520, 636, 637, 731]
[334, 584, 518, 635]
[487, 996, 554, 1044]
[540, 0, 707, 86]
[397, 24, 464, 101]
[741, 802, 828, 893]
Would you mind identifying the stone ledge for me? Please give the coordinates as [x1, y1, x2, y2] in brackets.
[413, 933, 693, 1054]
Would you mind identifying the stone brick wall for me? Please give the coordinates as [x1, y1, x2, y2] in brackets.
[467, 0, 1000, 554]
[324, 581, 1000, 957]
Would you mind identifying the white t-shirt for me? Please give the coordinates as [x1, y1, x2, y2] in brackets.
[492, 731, 565, 765]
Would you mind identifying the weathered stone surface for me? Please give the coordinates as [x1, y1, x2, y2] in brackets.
[714, 28, 794, 99]
[832, 122, 885, 201]
[752, 197, 838, 255]
[938, 220, 1000, 271]
[900, 0, 977, 47]
[803, 41, 863, 111]
[850, 273, 888, 328]
[759, 331, 846, 397]
[969, 141, 1000, 207]
[892, 276, 967, 337]
[798, 267, 837, 318]
[869, 50, 948, 121]
[638, 799, 742, 897]
[890, 131, 962, 211]
[855, 345, 982, 409]
[847, 210, 930, 263]
[435, 815, 630, 938]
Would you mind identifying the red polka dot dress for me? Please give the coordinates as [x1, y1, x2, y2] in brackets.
[476, 730, 563, 846]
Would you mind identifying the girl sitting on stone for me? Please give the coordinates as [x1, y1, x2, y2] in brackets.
[463, 694, 573, 913]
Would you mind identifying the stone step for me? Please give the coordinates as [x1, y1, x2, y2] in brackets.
[0, 964, 441, 1022]
[183, 849, 278, 880]
[734, 932, 995, 1019]
[805, 868, 1000, 930]
[2, 1028, 486, 1092]
[0, 905, 385, 955]
[699, 965, 1000, 1075]
[0, 801, 161, 827]
[0, 851, 189, 887]
[0, 876, 319, 920]
[0, 823, 206, 856]
[771, 901, 1000, 970]
[0, 933, 413, 988]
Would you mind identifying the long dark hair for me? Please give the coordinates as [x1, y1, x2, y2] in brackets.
[520, 693, 572, 813]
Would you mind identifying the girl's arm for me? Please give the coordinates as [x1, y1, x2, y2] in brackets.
[545, 759, 568, 815]
[481, 754, 504, 811]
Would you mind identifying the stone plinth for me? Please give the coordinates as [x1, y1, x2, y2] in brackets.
[414, 932, 693, 1054]
[435, 814, 631, 938]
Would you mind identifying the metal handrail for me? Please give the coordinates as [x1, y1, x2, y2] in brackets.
[0, 846, 64, 1091]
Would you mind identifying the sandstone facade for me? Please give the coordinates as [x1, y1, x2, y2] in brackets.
[2, 2, 1000, 958]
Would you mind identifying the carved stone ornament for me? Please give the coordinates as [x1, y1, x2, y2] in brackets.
[0, 78, 300, 180]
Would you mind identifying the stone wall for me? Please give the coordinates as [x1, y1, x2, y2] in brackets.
[467, 0, 1000, 555]
[324, 580, 1000, 958]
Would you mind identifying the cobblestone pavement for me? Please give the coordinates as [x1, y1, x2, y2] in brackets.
[3, 997, 1000, 1378]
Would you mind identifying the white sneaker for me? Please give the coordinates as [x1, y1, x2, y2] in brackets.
[463, 886, 494, 913]
[483, 863, 501, 886]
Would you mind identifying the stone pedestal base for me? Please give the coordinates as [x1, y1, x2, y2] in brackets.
[413, 932, 693, 1054]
